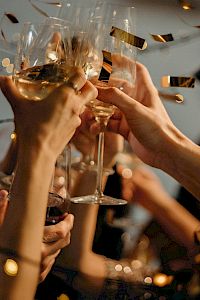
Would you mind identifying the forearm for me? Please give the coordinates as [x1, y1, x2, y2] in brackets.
[56, 203, 107, 293]
[0, 145, 55, 300]
[153, 196, 200, 255]
[158, 127, 200, 200]
[0, 139, 18, 175]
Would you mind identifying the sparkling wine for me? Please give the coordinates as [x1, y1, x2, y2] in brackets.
[88, 99, 114, 119]
[14, 64, 71, 101]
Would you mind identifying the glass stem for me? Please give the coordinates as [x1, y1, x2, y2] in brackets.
[95, 131, 105, 199]
[65, 143, 71, 201]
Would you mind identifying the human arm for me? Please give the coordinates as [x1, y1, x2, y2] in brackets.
[0, 135, 18, 175]
[121, 166, 200, 255]
[94, 62, 200, 200]
[0, 71, 97, 300]
[0, 189, 74, 284]
[0, 190, 8, 225]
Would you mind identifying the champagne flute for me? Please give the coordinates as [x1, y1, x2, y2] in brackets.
[71, 2, 136, 205]
[58, 0, 114, 175]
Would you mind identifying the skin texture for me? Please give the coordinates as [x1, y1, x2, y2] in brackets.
[90, 62, 200, 200]
[0, 69, 97, 300]
[121, 166, 200, 254]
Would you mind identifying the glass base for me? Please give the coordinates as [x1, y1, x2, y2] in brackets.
[71, 194, 127, 205]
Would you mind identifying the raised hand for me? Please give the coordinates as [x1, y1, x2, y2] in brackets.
[0, 69, 97, 159]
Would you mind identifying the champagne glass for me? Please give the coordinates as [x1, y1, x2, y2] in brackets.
[12, 19, 72, 221]
[59, 0, 116, 175]
[71, 3, 136, 205]
[13, 19, 72, 101]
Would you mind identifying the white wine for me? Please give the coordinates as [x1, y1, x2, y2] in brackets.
[88, 99, 114, 119]
[14, 64, 70, 101]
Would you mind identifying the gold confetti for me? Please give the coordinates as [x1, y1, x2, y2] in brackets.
[161, 76, 195, 88]
[29, 0, 49, 17]
[37, 0, 61, 6]
[159, 91, 184, 103]
[110, 26, 147, 50]
[4, 13, 19, 24]
[98, 50, 112, 82]
[151, 33, 174, 42]
[3, 259, 18, 276]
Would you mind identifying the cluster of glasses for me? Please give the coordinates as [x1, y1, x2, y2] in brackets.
[0, 0, 137, 220]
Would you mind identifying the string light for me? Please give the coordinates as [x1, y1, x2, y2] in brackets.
[3, 258, 18, 276]
[122, 168, 132, 179]
[115, 264, 123, 272]
[144, 276, 153, 284]
[153, 273, 173, 287]
[10, 132, 16, 140]
[179, 0, 193, 10]
[57, 294, 70, 300]
[2, 58, 10, 67]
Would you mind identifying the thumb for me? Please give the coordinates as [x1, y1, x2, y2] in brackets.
[0, 76, 25, 110]
[97, 86, 140, 119]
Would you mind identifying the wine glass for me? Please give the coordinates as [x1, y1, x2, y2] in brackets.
[13, 19, 72, 101]
[71, 2, 136, 205]
[12, 19, 72, 221]
[58, 0, 98, 32]
[59, 0, 115, 176]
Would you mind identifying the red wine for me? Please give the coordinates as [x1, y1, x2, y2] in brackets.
[45, 206, 65, 226]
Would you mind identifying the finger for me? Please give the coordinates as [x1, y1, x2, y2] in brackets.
[136, 62, 157, 93]
[43, 214, 74, 243]
[97, 86, 139, 116]
[0, 190, 9, 225]
[39, 258, 55, 283]
[0, 76, 26, 110]
[90, 117, 130, 140]
[79, 81, 98, 105]
[69, 81, 98, 116]
[43, 233, 71, 256]
[51, 32, 61, 44]
[40, 249, 60, 272]
[67, 67, 87, 92]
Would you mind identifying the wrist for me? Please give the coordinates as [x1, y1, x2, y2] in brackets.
[156, 124, 192, 173]
[159, 127, 200, 198]
[18, 137, 57, 167]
